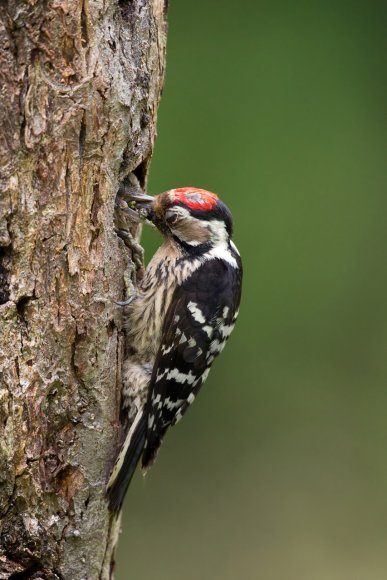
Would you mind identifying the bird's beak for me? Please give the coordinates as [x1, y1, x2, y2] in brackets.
[117, 185, 155, 222]
[126, 192, 155, 222]
[126, 192, 155, 206]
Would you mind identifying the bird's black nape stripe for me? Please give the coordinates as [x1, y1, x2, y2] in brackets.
[172, 237, 212, 257]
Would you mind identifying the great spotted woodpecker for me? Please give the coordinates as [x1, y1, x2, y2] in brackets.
[108, 187, 242, 511]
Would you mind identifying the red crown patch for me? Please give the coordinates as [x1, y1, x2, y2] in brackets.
[172, 187, 219, 211]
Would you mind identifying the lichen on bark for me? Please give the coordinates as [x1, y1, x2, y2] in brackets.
[0, 0, 167, 577]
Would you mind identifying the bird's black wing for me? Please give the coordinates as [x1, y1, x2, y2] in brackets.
[142, 252, 242, 468]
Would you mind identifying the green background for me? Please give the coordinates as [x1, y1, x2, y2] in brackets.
[117, 1, 387, 578]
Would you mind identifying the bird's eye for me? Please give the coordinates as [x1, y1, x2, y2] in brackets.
[165, 210, 179, 224]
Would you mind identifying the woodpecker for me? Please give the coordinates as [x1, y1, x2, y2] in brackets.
[108, 186, 242, 511]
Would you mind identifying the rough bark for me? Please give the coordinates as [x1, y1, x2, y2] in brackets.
[0, 0, 167, 577]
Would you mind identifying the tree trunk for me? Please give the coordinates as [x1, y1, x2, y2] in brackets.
[0, 0, 167, 577]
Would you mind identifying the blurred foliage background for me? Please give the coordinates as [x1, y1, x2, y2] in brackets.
[117, 1, 386, 578]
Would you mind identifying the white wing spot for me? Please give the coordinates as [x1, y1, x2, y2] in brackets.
[203, 325, 213, 338]
[206, 338, 226, 356]
[166, 368, 197, 385]
[156, 369, 169, 382]
[164, 397, 183, 411]
[187, 393, 195, 404]
[161, 343, 173, 354]
[174, 410, 183, 423]
[187, 301, 206, 323]
[219, 323, 235, 338]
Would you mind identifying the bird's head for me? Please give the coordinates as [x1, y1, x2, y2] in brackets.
[126, 187, 233, 250]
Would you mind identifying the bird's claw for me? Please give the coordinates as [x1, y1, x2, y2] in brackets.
[113, 295, 137, 307]
[114, 227, 144, 272]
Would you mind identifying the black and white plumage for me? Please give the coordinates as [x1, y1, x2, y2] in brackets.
[108, 187, 242, 512]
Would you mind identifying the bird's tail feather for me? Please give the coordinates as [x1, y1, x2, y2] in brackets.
[107, 411, 147, 513]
